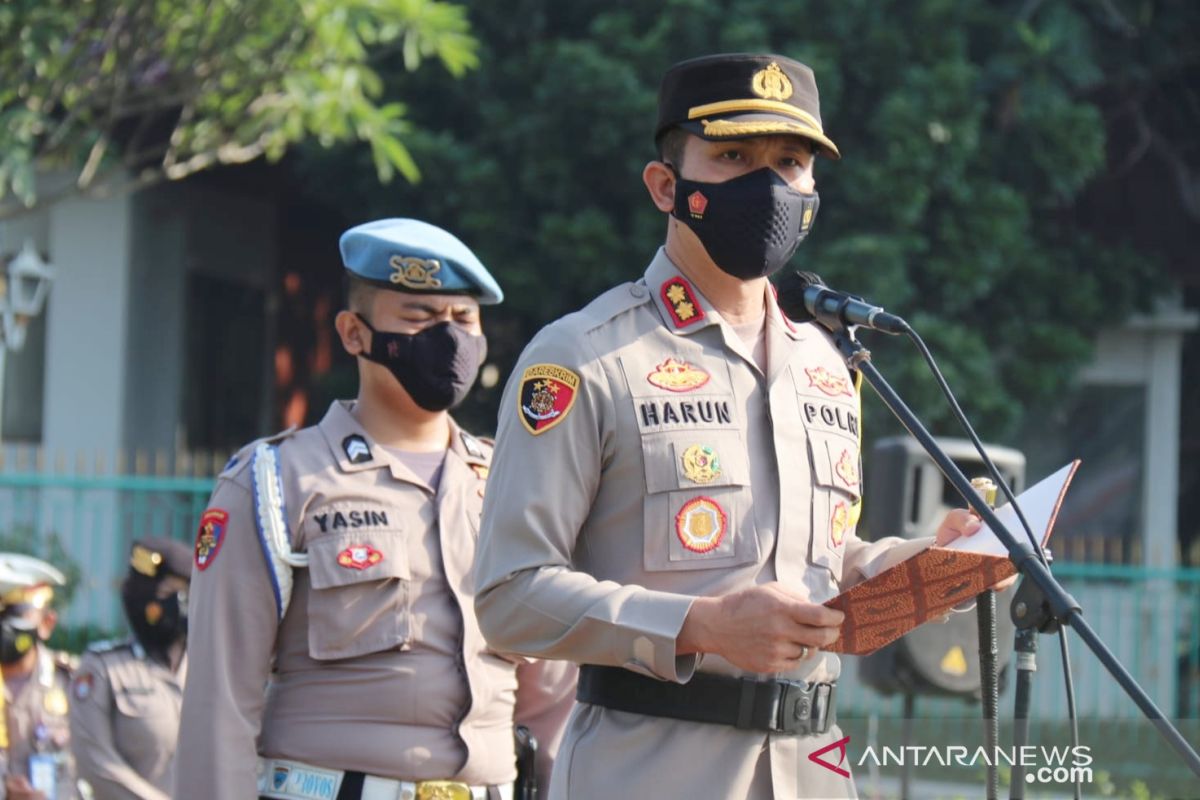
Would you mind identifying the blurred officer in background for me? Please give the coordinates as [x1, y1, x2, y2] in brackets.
[175, 218, 575, 800]
[0, 553, 76, 800]
[70, 538, 191, 799]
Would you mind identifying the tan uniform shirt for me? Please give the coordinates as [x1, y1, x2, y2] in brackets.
[174, 401, 575, 799]
[68, 641, 185, 800]
[2, 648, 77, 800]
[474, 249, 931, 800]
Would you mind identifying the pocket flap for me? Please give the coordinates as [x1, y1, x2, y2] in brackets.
[308, 530, 410, 589]
[808, 431, 862, 501]
[641, 431, 750, 495]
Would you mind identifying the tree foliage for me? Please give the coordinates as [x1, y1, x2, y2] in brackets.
[298, 0, 1190, 442]
[0, 0, 478, 217]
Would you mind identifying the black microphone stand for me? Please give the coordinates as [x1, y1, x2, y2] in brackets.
[1009, 556, 1056, 798]
[825, 324, 1200, 780]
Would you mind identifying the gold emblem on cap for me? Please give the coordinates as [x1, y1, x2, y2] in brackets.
[751, 62, 793, 101]
[131, 544, 162, 578]
[388, 255, 443, 290]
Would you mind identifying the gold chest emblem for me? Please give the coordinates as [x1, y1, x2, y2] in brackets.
[647, 357, 710, 392]
[44, 687, 68, 716]
[835, 449, 859, 488]
[681, 444, 722, 485]
[388, 255, 443, 290]
[751, 62, 793, 101]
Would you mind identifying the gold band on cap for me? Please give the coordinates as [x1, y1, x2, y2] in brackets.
[131, 545, 163, 578]
[698, 118, 841, 157]
[687, 99, 823, 133]
[0, 585, 54, 609]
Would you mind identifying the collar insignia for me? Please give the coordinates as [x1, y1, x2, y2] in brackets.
[342, 434, 372, 464]
[460, 432, 485, 459]
[646, 357, 710, 392]
[805, 366, 853, 397]
[752, 62, 793, 101]
[660, 277, 706, 329]
[388, 255, 443, 290]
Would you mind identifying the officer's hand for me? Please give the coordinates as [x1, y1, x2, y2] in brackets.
[934, 508, 1018, 591]
[678, 582, 844, 674]
[4, 775, 47, 800]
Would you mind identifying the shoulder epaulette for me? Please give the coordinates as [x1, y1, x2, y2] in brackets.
[220, 425, 300, 479]
[575, 281, 652, 333]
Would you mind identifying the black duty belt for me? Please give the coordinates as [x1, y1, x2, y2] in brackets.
[576, 664, 837, 736]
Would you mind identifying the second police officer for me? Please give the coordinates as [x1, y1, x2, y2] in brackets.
[175, 219, 575, 800]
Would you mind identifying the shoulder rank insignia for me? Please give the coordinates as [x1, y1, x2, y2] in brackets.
[681, 444, 722, 484]
[676, 496, 728, 553]
[647, 357, 710, 392]
[337, 544, 384, 570]
[519, 364, 580, 435]
[388, 255, 442, 290]
[660, 277, 706, 328]
[342, 434, 372, 464]
[194, 509, 228, 570]
[805, 366, 853, 398]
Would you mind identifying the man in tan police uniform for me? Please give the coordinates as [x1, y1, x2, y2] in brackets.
[0, 553, 77, 800]
[70, 538, 191, 799]
[175, 219, 574, 800]
[474, 54, 994, 799]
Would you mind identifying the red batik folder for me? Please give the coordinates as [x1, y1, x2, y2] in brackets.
[823, 460, 1079, 656]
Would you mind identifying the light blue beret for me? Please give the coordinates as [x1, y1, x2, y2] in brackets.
[338, 218, 503, 305]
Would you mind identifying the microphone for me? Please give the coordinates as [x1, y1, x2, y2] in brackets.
[777, 271, 909, 335]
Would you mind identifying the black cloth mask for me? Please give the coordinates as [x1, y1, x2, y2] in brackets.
[0, 614, 40, 664]
[123, 577, 187, 648]
[671, 166, 819, 280]
[357, 316, 487, 412]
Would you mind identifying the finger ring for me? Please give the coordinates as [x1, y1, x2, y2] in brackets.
[799, 646, 809, 660]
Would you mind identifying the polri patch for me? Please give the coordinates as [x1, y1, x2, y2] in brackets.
[342, 434, 372, 464]
[660, 277, 706, 328]
[805, 366, 853, 398]
[194, 508, 228, 570]
[72, 673, 94, 702]
[676, 496, 728, 554]
[646, 357, 710, 392]
[337, 544, 384, 571]
[519, 364, 580, 435]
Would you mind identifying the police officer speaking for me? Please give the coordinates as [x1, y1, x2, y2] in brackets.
[69, 537, 192, 799]
[473, 54, 998, 799]
[175, 219, 575, 800]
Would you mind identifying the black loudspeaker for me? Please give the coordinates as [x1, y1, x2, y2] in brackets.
[858, 437, 1026, 698]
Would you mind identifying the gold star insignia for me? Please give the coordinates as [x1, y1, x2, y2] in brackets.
[676, 302, 695, 320]
[666, 284, 687, 304]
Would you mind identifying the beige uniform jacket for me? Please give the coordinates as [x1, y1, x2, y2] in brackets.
[174, 401, 575, 799]
[2, 648, 77, 799]
[474, 249, 930, 800]
[68, 641, 185, 800]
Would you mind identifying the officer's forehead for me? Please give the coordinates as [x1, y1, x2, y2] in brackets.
[374, 291, 480, 313]
[690, 133, 815, 153]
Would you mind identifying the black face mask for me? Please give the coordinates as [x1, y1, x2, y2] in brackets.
[0, 615, 40, 664]
[357, 316, 487, 411]
[671, 166, 819, 280]
[123, 579, 188, 649]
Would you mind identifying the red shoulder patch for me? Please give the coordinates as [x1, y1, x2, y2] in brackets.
[194, 508, 228, 570]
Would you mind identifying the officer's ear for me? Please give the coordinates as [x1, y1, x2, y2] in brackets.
[335, 310, 370, 357]
[643, 160, 677, 213]
[37, 608, 57, 641]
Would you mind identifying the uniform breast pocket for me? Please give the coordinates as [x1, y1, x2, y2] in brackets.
[641, 431, 761, 571]
[112, 686, 155, 719]
[306, 530, 411, 660]
[807, 431, 862, 581]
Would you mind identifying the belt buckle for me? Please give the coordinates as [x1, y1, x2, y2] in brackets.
[777, 680, 815, 735]
[415, 780, 472, 800]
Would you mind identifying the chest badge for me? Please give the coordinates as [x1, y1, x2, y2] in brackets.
[805, 366, 853, 398]
[676, 496, 728, 554]
[647, 357, 710, 392]
[337, 544, 384, 571]
[518, 364, 580, 435]
[660, 277, 706, 328]
[830, 501, 849, 548]
[44, 687, 69, 716]
[680, 444, 722, 485]
[194, 508, 228, 570]
[835, 450, 860, 488]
